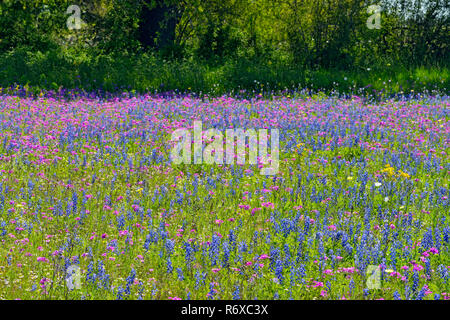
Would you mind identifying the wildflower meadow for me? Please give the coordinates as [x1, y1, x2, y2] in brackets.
[0, 91, 448, 300]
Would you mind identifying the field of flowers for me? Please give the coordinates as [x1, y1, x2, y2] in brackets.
[0, 92, 449, 300]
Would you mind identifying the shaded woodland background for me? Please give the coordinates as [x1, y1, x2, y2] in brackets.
[0, 0, 448, 95]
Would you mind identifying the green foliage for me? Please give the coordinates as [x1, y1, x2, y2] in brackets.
[0, 48, 448, 96]
[0, 0, 448, 93]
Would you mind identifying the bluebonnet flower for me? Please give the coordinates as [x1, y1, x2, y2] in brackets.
[232, 285, 240, 300]
[137, 282, 144, 300]
[228, 229, 237, 250]
[275, 259, 284, 284]
[0, 221, 6, 237]
[167, 257, 173, 274]
[390, 242, 398, 269]
[349, 278, 355, 296]
[124, 268, 136, 295]
[297, 264, 306, 282]
[222, 241, 230, 268]
[101, 273, 110, 290]
[127, 208, 135, 221]
[65, 198, 72, 217]
[443, 226, 449, 243]
[151, 284, 158, 297]
[289, 265, 296, 287]
[355, 243, 367, 275]
[363, 288, 369, 297]
[434, 227, 442, 250]
[436, 264, 448, 284]
[86, 261, 95, 284]
[158, 221, 168, 240]
[184, 242, 194, 266]
[416, 286, 426, 300]
[252, 231, 258, 248]
[117, 214, 125, 230]
[421, 228, 434, 250]
[411, 271, 419, 293]
[165, 238, 175, 256]
[116, 286, 125, 300]
[269, 248, 280, 271]
[209, 234, 221, 266]
[207, 282, 217, 300]
[195, 271, 206, 290]
[71, 191, 78, 214]
[176, 268, 184, 281]
[304, 216, 311, 234]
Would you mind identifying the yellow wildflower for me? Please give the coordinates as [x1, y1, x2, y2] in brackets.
[381, 164, 395, 177]
[398, 170, 410, 179]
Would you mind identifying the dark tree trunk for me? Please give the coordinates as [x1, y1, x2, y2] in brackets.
[138, 1, 178, 50]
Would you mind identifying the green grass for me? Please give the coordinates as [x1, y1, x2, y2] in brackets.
[0, 47, 448, 96]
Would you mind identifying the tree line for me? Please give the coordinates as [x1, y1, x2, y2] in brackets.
[0, 0, 448, 70]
